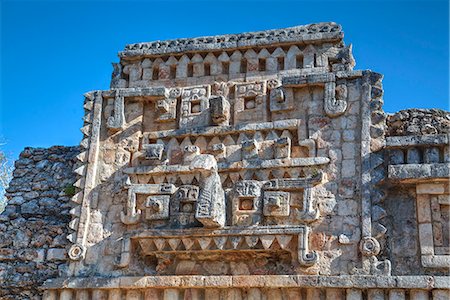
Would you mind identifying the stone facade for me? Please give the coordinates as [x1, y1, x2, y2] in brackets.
[0, 22, 449, 299]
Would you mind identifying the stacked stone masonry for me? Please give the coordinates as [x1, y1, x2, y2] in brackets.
[0, 146, 79, 299]
[0, 22, 448, 299]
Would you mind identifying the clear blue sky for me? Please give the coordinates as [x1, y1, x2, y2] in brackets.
[1, 0, 449, 159]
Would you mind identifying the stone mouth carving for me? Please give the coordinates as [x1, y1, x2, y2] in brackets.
[125, 225, 317, 267]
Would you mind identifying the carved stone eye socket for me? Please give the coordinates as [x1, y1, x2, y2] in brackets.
[267, 196, 281, 210]
[239, 198, 254, 210]
[181, 203, 193, 213]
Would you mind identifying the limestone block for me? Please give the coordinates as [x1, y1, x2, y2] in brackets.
[389, 149, 405, 165]
[407, 148, 421, 164]
[275, 137, 291, 159]
[417, 183, 445, 195]
[232, 180, 263, 226]
[418, 223, 434, 255]
[409, 290, 429, 300]
[46, 248, 67, 261]
[388, 290, 405, 300]
[424, 147, 440, 163]
[346, 289, 363, 300]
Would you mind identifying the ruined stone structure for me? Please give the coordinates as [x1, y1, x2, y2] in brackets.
[1, 22, 449, 299]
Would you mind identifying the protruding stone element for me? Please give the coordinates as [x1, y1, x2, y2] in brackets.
[359, 237, 381, 257]
[241, 139, 259, 160]
[145, 195, 170, 220]
[183, 145, 201, 164]
[107, 94, 125, 131]
[187, 154, 226, 228]
[68, 244, 86, 261]
[263, 191, 290, 217]
[180, 85, 211, 128]
[298, 226, 319, 266]
[274, 137, 291, 159]
[143, 144, 164, 160]
[324, 79, 347, 117]
[209, 95, 230, 126]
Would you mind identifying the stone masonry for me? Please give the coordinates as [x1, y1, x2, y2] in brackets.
[0, 22, 449, 299]
[1, 147, 79, 299]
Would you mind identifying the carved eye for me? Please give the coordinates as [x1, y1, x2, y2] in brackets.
[239, 198, 254, 210]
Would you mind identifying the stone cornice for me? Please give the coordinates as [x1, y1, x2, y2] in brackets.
[120, 22, 343, 58]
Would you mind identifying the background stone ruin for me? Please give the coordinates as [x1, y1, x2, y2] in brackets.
[1, 22, 449, 300]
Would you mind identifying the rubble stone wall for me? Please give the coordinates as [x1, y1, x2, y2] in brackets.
[0, 146, 79, 300]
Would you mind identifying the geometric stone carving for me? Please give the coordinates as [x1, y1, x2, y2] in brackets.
[232, 180, 263, 226]
[170, 184, 200, 228]
[175, 185, 199, 215]
[416, 183, 450, 268]
[155, 98, 177, 122]
[234, 81, 267, 123]
[282, 73, 347, 117]
[269, 87, 291, 112]
[121, 183, 176, 225]
[274, 137, 291, 159]
[179, 85, 211, 128]
[324, 80, 347, 117]
[145, 195, 170, 220]
[263, 172, 323, 222]
[241, 140, 259, 160]
[263, 191, 290, 217]
[143, 144, 164, 160]
[134, 225, 317, 266]
[195, 171, 225, 228]
[180, 154, 226, 228]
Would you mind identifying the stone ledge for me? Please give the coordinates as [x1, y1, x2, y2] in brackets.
[386, 134, 449, 147]
[42, 275, 450, 290]
[388, 163, 450, 181]
[124, 157, 330, 175]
